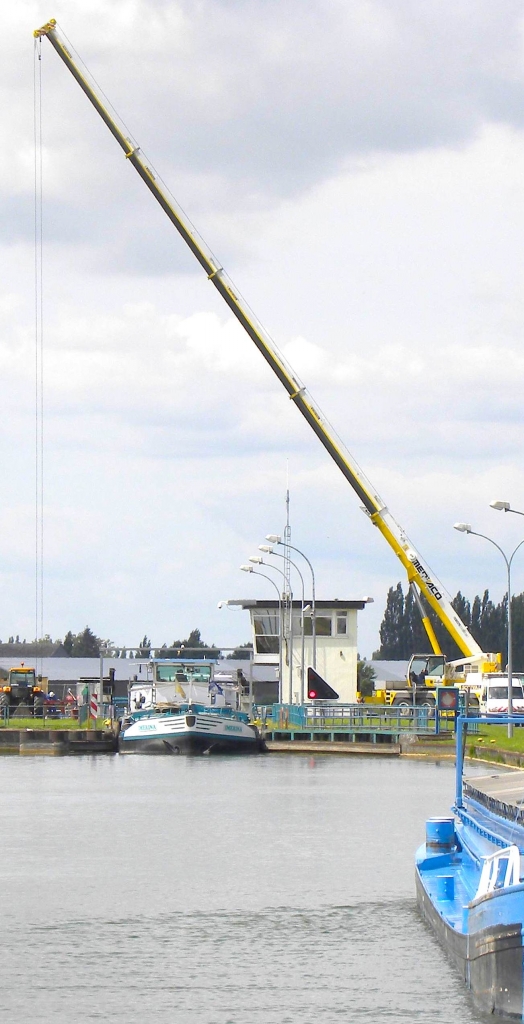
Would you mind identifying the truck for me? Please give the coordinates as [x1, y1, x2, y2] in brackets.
[476, 675, 524, 717]
[0, 666, 46, 713]
[34, 19, 502, 701]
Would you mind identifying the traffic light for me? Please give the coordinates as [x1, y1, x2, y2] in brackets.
[307, 668, 339, 701]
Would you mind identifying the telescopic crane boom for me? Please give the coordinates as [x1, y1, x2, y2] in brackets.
[34, 19, 500, 672]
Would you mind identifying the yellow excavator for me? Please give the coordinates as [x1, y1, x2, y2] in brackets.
[34, 20, 502, 707]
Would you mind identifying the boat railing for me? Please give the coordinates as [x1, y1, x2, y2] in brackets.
[475, 844, 521, 900]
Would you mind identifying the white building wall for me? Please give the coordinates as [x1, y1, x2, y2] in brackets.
[283, 609, 359, 704]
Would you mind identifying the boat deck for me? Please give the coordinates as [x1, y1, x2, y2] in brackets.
[464, 772, 524, 826]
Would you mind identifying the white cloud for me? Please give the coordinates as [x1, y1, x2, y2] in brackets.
[2, 4, 524, 658]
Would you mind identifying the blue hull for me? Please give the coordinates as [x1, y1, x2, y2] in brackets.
[417, 716, 524, 1019]
[416, 847, 524, 1018]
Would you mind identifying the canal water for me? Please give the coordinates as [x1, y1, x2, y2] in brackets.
[1, 754, 495, 1023]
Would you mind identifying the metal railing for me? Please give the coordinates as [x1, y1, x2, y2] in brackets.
[253, 703, 458, 735]
[0, 701, 115, 728]
[475, 845, 521, 900]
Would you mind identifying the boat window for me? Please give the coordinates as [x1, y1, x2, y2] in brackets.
[155, 664, 212, 683]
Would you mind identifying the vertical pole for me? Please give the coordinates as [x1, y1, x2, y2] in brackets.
[311, 570, 317, 671]
[299, 574, 305, 705]
[278, 593, 283, 705]
[99, 652, 104, 722]
[283, 543, 316, 670]
[248, 658, 253, 718]
[507, 561, 513, 739]
[284, 488, 293, 703]
[455, 715, 464, 808]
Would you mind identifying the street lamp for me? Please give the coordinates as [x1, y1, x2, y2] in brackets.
[240, 564, 283, 702]
[454, 522, 524, 737]
[491, 500, 524, 518]
[266, 534, 317, 669]
[249, 556, 295, 702]
[258, 545, 308, 704]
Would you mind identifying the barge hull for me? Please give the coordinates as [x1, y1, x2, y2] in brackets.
[416, 869, 524, 1018]
[119, 733, 262, 755]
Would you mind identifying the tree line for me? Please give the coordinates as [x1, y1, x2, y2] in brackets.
[1, 627, 252, 659]
[374, 582, 524, 668]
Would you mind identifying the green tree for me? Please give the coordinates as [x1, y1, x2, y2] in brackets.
[357, 660, 376, 697]
[186, 628, 204, 648]
[512, 594, 524, 671]
[378, 583, 406, 658]
[137, 635, 152, 658]
[478, 590, 505, 655]
[229, 642, 253, 660]
[62, 631, 74, 656]
[71, 626, 101, 658]
[162, 628, 220, 659]
[375, 582, 512, 663]
[452, 592, 471, 630]
[404, 586, 432, 655]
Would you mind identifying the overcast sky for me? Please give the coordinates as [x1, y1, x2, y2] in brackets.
[3, 1, 524, 657]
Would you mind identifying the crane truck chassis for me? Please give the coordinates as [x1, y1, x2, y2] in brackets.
[33, 20, 503, 695]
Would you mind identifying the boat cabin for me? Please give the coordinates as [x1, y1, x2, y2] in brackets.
[128, 658, 239, 712]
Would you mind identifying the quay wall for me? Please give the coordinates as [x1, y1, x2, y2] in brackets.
[0, 729, 117, 755]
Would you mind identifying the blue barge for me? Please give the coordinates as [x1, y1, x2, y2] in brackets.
[416, 716, 524, 1018]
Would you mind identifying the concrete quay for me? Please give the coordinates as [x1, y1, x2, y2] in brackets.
[0, 729, 117, 755]
[267, 739, 400, 755]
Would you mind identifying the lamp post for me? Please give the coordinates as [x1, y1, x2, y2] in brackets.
[490, 500, 524, 518]
[454, 522, 524, 738]
[258, 546, 308, 704]
[266, 535, 317, 669]
[249, 556, 295, 703]
[240, 564, 283, 703]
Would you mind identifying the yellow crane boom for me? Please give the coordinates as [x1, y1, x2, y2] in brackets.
[34, 19, 499, 668]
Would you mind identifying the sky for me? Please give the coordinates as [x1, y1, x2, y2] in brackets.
[3, 1, 524, 657]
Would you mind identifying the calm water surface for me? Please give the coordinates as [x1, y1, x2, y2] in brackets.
[0, 754, 497, 1023]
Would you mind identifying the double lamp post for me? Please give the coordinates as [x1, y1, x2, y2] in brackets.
[454, 500, 524, 738]
[241, 536, 316, 705]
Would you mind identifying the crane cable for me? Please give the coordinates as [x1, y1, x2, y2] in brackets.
[33, 38, 44, 673]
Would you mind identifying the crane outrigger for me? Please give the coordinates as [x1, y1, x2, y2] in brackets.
[34, 19, 501, 703]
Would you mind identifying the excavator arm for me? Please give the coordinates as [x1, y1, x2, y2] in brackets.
[34, 19, 498, 667]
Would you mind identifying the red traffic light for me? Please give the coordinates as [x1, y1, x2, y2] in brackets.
[308, 688, 317, 699]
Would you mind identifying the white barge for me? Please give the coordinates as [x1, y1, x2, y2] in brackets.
[119, 659, 264, 755]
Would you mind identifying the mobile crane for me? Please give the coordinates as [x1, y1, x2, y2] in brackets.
[34, 20, 502, 705]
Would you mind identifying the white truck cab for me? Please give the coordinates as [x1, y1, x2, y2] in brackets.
[478, 675, 524, 716]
